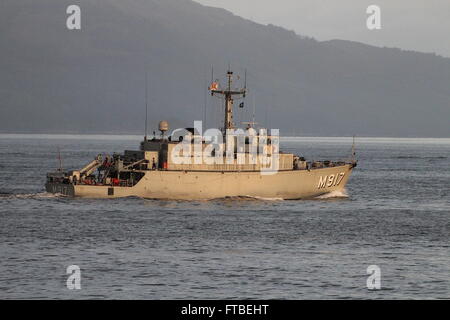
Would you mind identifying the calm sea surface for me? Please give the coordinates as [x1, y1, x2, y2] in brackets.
[0, 135, 449, 299]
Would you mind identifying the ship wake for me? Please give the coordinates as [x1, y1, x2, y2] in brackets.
[315, 189, 349, 199]
[0, 192, 67, 200]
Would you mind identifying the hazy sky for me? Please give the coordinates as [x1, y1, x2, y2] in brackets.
[195, 0, 450, 58]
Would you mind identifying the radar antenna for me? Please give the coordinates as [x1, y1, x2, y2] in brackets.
[144, 71, 149, 141]
[209, 69, 247, 133]
[351, 135, 356, 164]
[241, 94, 258, 129]
[57, 147, 63, 172]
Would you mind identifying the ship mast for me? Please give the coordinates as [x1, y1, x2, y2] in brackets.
[209, 70, 246, 133]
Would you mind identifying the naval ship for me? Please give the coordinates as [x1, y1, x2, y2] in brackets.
[45, 70, 356, 200]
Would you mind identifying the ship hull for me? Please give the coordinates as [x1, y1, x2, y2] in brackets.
[45, 164, 354, 200]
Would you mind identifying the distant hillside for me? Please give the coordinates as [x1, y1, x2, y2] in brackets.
[1, 0, 449, 137]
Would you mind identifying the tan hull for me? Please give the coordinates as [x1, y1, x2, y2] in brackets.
[46, 164, 353, 200]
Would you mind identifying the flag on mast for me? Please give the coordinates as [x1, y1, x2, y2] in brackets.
[209, 81, 219, 91]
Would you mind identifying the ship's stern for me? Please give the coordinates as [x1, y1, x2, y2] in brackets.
[45, 171, 75, 196]
[45, 181, 75, 196]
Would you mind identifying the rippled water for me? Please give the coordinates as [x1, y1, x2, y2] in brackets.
[0, 134, 449, 299]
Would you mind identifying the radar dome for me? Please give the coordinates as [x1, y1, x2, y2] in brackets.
[159, 120, 169, 133]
